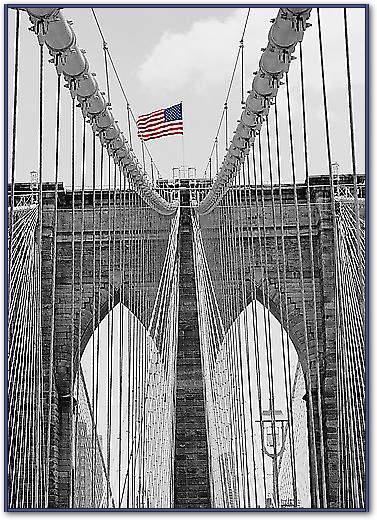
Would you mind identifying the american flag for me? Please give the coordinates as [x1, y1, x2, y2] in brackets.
[137, 103, 183, 141]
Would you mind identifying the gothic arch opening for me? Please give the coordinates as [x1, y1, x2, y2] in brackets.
[79, 287, 150, 361]
[72, 303, 174, 508]
[206, 301, 311, 508]
[251, 285, 310, 379]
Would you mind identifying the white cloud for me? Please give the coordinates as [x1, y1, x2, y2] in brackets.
[138, 7, 365, 96]
[137, 9, 257, 94]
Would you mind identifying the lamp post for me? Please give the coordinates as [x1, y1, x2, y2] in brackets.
[30, 170, 38, 204]
[331, 161, 340, 196]
[258, 408, 288, 508]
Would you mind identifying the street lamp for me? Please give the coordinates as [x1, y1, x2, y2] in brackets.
[30, 170, 38, 204]
[258, 408, 288, 508]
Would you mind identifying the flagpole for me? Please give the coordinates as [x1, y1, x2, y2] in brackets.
[181, 101, 185, 178]
[181, 134, 185, 170]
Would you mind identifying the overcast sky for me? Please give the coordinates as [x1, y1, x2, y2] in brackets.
[8, 6, 365, 187]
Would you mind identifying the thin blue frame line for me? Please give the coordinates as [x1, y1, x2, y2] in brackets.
[5, 507, 370, 512]
[364, 3, 369, 514]
[5, 3, 369, 8]
[3, 3, 370, 513]
[4, 4, 9, 514]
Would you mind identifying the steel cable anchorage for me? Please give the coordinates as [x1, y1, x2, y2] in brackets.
[25, 8, 178, 216]
[197, 7, 312, 216]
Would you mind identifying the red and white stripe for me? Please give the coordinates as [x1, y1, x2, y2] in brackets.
[136, 108, 183, 141]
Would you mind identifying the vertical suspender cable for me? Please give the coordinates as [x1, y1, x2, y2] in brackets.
[343, 8, 363, 292]
[250, 145, 272, 506]
[9, 8, 20, 288]
[36, 40, 46, 506]
[236, 165, 259, 505]
[45, 71, 61, 507]
[230, 180, 251, 506]
[124, 186, 130, 507]
[110, 162, 118, 505]
[243, 153, 268, 505]
[133, 193, 141, 503]
[298, 40, 327, 507]
[317, 7, 343, 505]
[143, 203, 150, 502]
[126, 189, 134, 507]
[8, 12, 21, 501]
[285, 71, 320, 507]
[74, 112, 87, 507]
[137, 198, 144, 503]
[139, 202, 147, 504]
[106, 156, 112, 507]
[227, 187, 244, 506]
[118, 167, 124, 507]
[224, 193, 242, 506]
[102, 31, 113, 506]
[31, 229, 41, 507]
[273, 100, 297, 507]
[256, 133, 280, 507]
[265, 113, 298, 506]
[69, 96, 76, 508]
[215, 204, 232, 504]
[94, 144, 105, 505]
[90, 128, 97, 506]
[131, 190, 138, 505]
